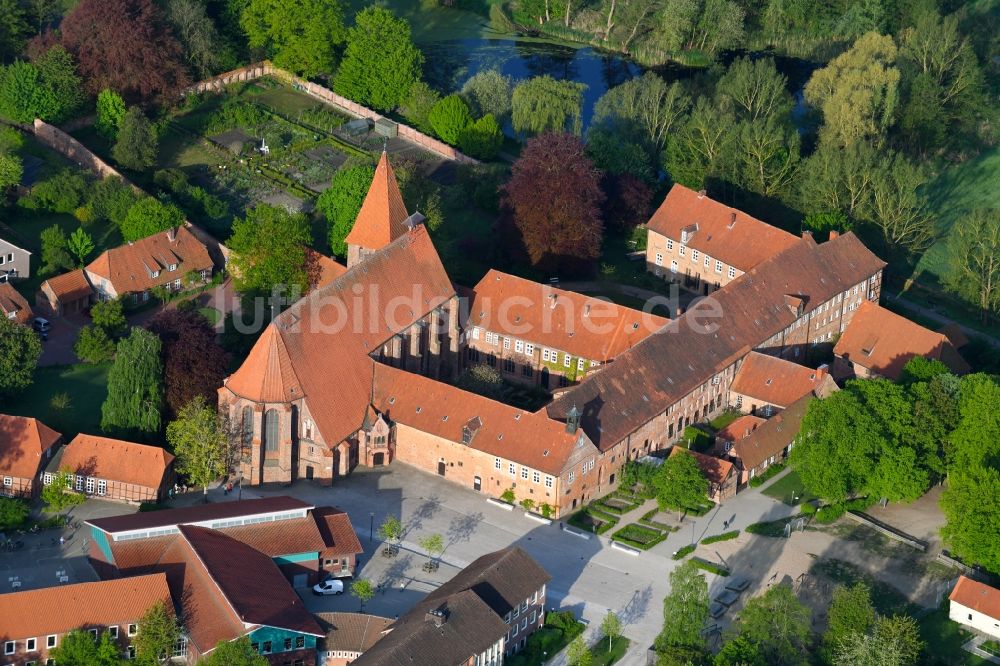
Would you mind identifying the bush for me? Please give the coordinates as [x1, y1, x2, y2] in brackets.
[685, 500, 716, 517]
[400, 81, 439, 135]
[691, 557, 730, 576]
[800, 502, 818, 515]
[74, 325, 115, 364]
[457, 114, 503, 160]
[19, 169, 89, 213]
[428, 94, 473, 145]
[844, 497, 875, 512]
[500, 487, 515, 504]
[701, 530, 740, 545]
[672, 544, 695, 560]
[816, 504, 846, 524]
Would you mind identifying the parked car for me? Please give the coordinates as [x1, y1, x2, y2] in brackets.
[312, 579, 344, 596]
[32, 317, 51, 333]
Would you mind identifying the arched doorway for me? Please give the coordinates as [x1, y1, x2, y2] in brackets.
[373, 452, 385, 466]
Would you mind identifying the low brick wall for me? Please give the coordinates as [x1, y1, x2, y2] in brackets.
[185, 62, 479, 165]
[845, 510, 929, 551]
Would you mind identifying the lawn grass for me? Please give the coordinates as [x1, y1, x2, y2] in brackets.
[591, 635, 630, 665]
[708, 409, 741, 431]
[1, 363, 110, 439]
[980, 640, 1000, 657]
[198, 307, 221, 326]
[639, 508, 679, 532]
[748, 462, 786, 488]
[691, 557, 730, 576]
[918, 602, 989, 665]
[761, 469, 817, 506]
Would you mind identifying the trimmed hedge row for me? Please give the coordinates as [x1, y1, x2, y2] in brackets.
[701, 530, 740, 545]
[692, 557, 730, 576]
[672, 544, 696, 560]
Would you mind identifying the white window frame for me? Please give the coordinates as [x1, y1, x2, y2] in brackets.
[654, 253, 662, 266]
[715, 260, 723, 274]
[525, 343, 534, 356]
[704, 255, 710, 268]
[5, 641, 15, 655]
[515, 340, 524, 353]
[568, 471, 575, 484]
[97, 479, 107, 496]
[495, 458, 501, 470]
[666, 239, 674, 251]
[86, 477, 95, 494]
[472, 327, 480, 340]
[521, 467, 528, 480]
[26, 637, 36, 652]
[47, 635, 57, 648]
[532, 471, 540, 483]
[577, 358, 585, 371]
[2, 477, 10, 487]
[75, 475, 84, 491]
[678, 245, 686, 257]
[503, 337, 510, 350]
[128, 624, 138, 637]
[508, 463, 516, 476]
[691, 249, 699, 262]
[545, 476, 553, 488]
[563, 354, 571, 368]
[108, 626, 118, 639]
[728, 266, 736, 279]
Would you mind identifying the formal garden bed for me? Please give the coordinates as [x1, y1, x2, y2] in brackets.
[672, 544, 696, 560]
[593, 495, 641, 516]
[639, 508, 680, 532]
[567, 505, 619, 535]
[610, 523, 669, 550]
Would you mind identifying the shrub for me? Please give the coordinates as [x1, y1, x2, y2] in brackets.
[74, 325, 115, 364]
[701, 530, 740, 545]
[672, 544, 695, 560]
[691, 557, 730, 576]
[96, 89, 126, 138]
[400, 81, 439, 135]
[844, 497, 874, 512]
[428, 94, 472, 145]
[19, 169, 89, 213]
[539, 503, 553, 519]
[816, 504, 846, 524]
[500, 487, 515, 504]
[800, 502, 818, 515]
[519, 498, 535, 511]
[458, 114, 503, 159]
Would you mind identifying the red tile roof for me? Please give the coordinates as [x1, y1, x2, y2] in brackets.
[646, 185, 800, 271]
[730, 395, 810, 471]
[731, 352, 838, 407]
[715, 415, 766, 442]
[468, 270, 669, 362]
[668, 446, 734, 486]
[306, 248, 348, 292]
[0, 413, 61, 479]
[549, 232, 886, 449]
[312, 506, 363, 556]
[214, 516, 327, 556]
[316, 612, 393, 654]
[0, 282, 32, 325]
[833, 301, 970, 380]
[224, 224, 455, 446]
[51, 434, 174, 490]
[86, 226, 212, 296]
[373, 363, 591, 476]
[950, 576, 1000, 621]
[41, 268, 93, 302]
[0, 574, 171, 640]
[344, 152, 409, 251]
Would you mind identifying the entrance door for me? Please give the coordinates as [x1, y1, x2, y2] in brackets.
[437, 461, 446, 476]
[540, 367, 550, 389]
[305, 466, 314, 480]
[473, 476, 481, 491]
[373, 452, 385, 466]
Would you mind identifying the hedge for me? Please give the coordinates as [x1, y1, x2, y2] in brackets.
[685, 500, 716, 517]
[672, 544, 696, 560]
[701, 530, 740, 545]
[692, 557, 730, 576]
[815, 504, 846, 524]
[611, 523, 669, 550]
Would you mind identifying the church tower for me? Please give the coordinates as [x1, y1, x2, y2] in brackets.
[345, 151, 409, 268]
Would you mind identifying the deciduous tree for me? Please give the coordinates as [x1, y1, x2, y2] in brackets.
[100, 328, 163, 436]
[731, 583, 811, 665]
[95, 89, 126, 139]
[133, 600, 179, 666]
[0, 497, 29, 530]
[66, 227, 94, 266]
[428, 94, 472, 145]
[351, 578, 375, 612]
[653, 450, 708, 516]
[822, 583, 875, 662]
[334, 6, 423, 112]
[655, 561, 708, 657]
[0, 0, 28, 61]
[417, 533, 444, 563]
[316, 163, 375, 258]
[39, 224, 72, 275]
[202, 637, 269, 666]
[400, 81, 440, 135]
[74, 325, 115, 364]
[566, 634, 592, 666]
[41, 469, 86, 515]
[227, 204, 312, 297]
[944, 209, 1000, 324]
[511, 76, 586, 136]
[0, 51, 83, 124]
[149, 308, 228, 418]
[501, 132, 604, 275]
[592, 73, 690, 152]
[458, 114, 503, 160]
[112, 107, 158, 172]
[241, 0, 345, 77]
[834, 615, 924, 666]
[600, 610, 622, 653]
[717, 57, 792, 122]
[120, 198, 184, 243]
[461, 69, 513, 122]
[663, 97, 735, 189]
[167, 0, 227, 78]
[167, 396, 228, 495]
[863, 152, 934, 257]
[90, 298, 127, 338]
[0, 315, 41, 397]
[50, 629, 123, 666]
[60, 0, 190, 102]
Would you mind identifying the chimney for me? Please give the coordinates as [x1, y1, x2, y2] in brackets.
[697, 189, 706, 199]
[802, 230, 813, 240]
[425, 609, 446, 627]
[815, 364, 828, 381]
[828, 230, 839, 240]
[727, 212, 736, 229]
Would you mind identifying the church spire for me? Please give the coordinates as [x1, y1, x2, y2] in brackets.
[345, 150, 409, 267]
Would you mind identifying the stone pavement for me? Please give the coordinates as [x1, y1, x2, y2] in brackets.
[963, 635, 1000, 664]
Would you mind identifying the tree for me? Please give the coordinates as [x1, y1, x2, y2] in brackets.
[33, 45, 85, 121]
[428, 94, 472, 145]
[90, 298, 127, 338]
[227, 204, 312, 297]
[149, 308, 229, 418]
[461, 69, 513, 122]
[0, 497, 29, 530]
[95, 89, 126, 139]
[730, 117, 800, 198]
[120, 198, 184, 243]
[863, 152, 934, 257]
[566, 634, 592, 666]
[0, 152, 21, 189]
[511, 76, 586, 136]
[656, 560, 709, 655]
[400, 81, 440, 134]
[66, 227, 94, 266]
[796, 142, 879, 221]
[75, 325, 116, 364]
[717, 57, 793, 123]
[166, 0, 226, 78]
[822, 583, 875, 662]
[91, 176, 141, 227]
[592, 73, 690, 152]
[663, 97, 736, 190]
[201, 637, 269, 666]
[50, 629, 123, 666]
[944, 209, 1000, 324]
[803, 32, 900, 147]
[0, 315, 41, 397]
[112, 107, 158, 172]
[418, 533, 444, 563]
[19, 168, 88, 213]
[60, 0, 189, 102]
[41, 469, 86, 515]
[501, 132, 604, 275]
[133, 600, 179, 666]
[167, 396, 228, 496]
[39, 224, 73, 275]
[241, 0, 345, 78]
[100, 328, 163, 436]
[334, 6, 423, 112]
[316, 163, 375, 258]
[0, 0, 27, 61]
[732, 584, 811, 665]
[458, 114, 503, 160]
[653, 450, 708, 516]
[714, 634, 762, 666]
[377, 516, 403, 545]
[600, 610, 622, 653]
[351, 578, 375, 612]
[0, 47, 83, 124]
[834, 615, 923, 666]
[804, 211, 850, 236]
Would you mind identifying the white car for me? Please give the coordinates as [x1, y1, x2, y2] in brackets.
[312, 579, 344, 596]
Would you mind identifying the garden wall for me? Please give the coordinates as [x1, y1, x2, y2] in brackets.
[186, 62, 479, 165]
[31, 119, 230, 269]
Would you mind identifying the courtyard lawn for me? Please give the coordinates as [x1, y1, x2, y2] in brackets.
[592, 636, 630, 665]
[918, 603, 989, 665]
[762, 469, 817, 506]
[2, 363, 110, 439]
[709, 410, 741, 431]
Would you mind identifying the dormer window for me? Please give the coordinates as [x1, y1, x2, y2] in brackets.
[168, 263, 177, 272]
[151, 270, 160, 278]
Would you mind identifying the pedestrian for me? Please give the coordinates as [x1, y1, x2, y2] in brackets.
[223, 485, 228, 496]
[59, 536, 65, 546]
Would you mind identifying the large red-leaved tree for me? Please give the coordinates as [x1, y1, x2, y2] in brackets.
[60, 0, 190, 103]
[501, 132, 604, 276]
[148, 307, 228, 419]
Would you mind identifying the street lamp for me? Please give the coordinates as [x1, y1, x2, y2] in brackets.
[369, 512, 375, 544]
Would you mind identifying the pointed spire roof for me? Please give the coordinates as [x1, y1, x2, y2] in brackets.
[223, 323, 303, 402]
[344, 151, 409, 251]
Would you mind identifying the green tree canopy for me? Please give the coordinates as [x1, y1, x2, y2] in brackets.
[351, 578, 375, 611]
[334, 6, 423, 112]
[592, 73, 690, 153]
[461, 69, 513, 122]
[399, 81, 440, 134]
[822, 583, 875, 662]
[50, 629, 123, 666]
[0, 497, 29, 530]
[41, 469, 86, 515]
[202, 637, 269, 666]
[730, 583, 811, 665]
[112, 107, 158, 172]
[100, 328, 163, 436]
[458, 114, 503, 160]
[39, 224, 73, 276]
[133, 600, 179, 666]
[653, 449, 708, 515]
[74, 325, 116, 364]
[96, 88, 126, 138]
[0, 315, 41, 397]
[91, 298, 128, 338]
[67, 227, 94, 266]
[512, 76, 586, 136]
[834, 614, 924, 666]
[316, 162, 374, 258]
[0, 46, 83, 124]
[166, 396, 228, 495]
[943, 209, 1000, 324]
[428, 94, 472, 145]
[716, 57, 792, 123]
[655, 560, 709, 656]
[241, 0, 345, 77]
[227, 203, 312, 297]
[120, 197, 184, 243]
